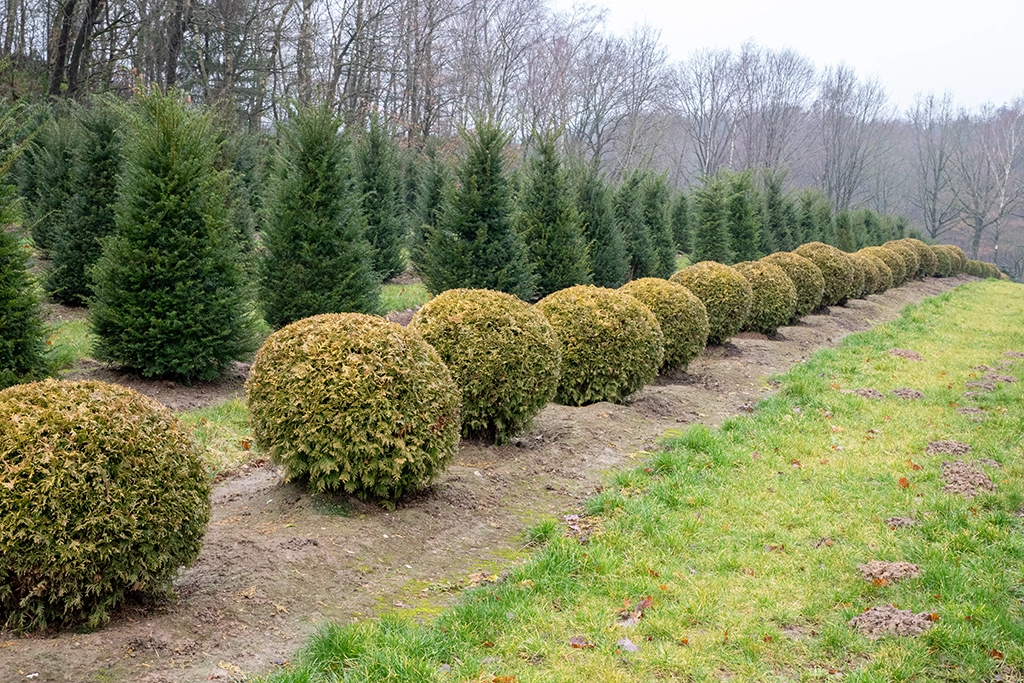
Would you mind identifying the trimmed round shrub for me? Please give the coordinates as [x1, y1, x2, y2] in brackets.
[945, 245, 968, 273]
[965, 259, 985, 277]
[621, 278, 709, 373]
[931, 246, 953, 276]
[986, 263, 1002, 279]
[861, 253, 893, 293]
[793, 242, 857, 307]
[884, 240, 920, 280]
[860, 246, 907, 286]
[847, 252, 877, 298]
[733, 262, 797, 335]
[246, 313, 461, 502]
[0, 379, 210, 632]
[670, 261, 752, 344]
[535, 285, 664, 406]
[900, 238, 937, 277]
[761, 252, 824, 321]
[409, 289, 561, 444]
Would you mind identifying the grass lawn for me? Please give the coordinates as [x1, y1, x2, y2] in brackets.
[381, 282, 431, 312]
[258, 280, 1024, 682]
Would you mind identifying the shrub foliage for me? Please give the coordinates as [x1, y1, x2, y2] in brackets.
[931, 245, 953, 276]
[670, 261, 752, 344]
[0, 379, 210, 632]
[246, 313, 461, 502]
[793, 242, 857, 307]
[410, 289, 561, 443]
[859, 246, 907, 286]
[733, 261, 797, 335]
[536, 285, 663, 406]
[760, 251, 824, 321]
[620, 278, 709, 373]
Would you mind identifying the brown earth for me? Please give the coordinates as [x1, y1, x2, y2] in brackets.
[849, 605, 934, 639]
[857, 561, 921, 583]
[941, 460, 996, 498]
[0, 276, 973, 683]
[891, 388, 924, 400]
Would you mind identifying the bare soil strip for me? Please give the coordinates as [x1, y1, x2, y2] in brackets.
[0, 276, 972, 683]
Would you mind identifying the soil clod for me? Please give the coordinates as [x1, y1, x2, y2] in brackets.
[1003, 351, 1024, 358]
[956, 406, 985, 415]
[926, 440, 972, 455]
[849, 605, 934, 639]
[888, 348, 923, 361]
[841, 388, 885, 399]
[983, 372, 1017, 384]
[965, 380, 996, 391]
[857, 561, 921, 583]
[885, 516, 919, 529]
[891, 388, 924, 400]
[941, 460, 995, 498]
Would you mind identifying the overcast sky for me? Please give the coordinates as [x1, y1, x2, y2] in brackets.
[550, 0, 1024, 114]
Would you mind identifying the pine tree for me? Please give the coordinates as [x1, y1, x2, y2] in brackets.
[834, 210, 856, 252]
[573, 163, 628, 288]
[692, 174, 733, 264]
[760, 169, 792, 252]
[356, 115, 406, 280]
[782, 195, 801, 247]
[641, 172, 677, 278]
[614, 169, 655, 279]
[420, 119, 535, 299]
[260, 103, 380, 329]
[0, 105, 50, 389]
[409, 146, 450, 276]
[516, 133, 590, 298]
[726, 170, 761, 262]
[670, 191, 692, 255]
[47, 99, 123, 306]
[90, 91, 260, 382]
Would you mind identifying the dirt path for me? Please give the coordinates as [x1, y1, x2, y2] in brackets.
[1, 276, 974, 683]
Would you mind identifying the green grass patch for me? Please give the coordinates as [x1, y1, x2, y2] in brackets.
[258, 280, 1024, 682]
[46, 317, 95, 371]
[178, 399, 254, 474]
[382, 282, 430, 313]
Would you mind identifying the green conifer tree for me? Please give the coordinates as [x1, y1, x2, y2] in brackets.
[47, 99, 122, 306]
[692, 174, 733, 264]
[21, 112, 78, 254]
[0, 105, 50, 389]
[614, 169, 655, 279]
[573, 164, 629, 288]
[834, 210, 856, 252]
[782, 195, 801, 247]
[641, 172, 677, 278]
[90, 91, 259, 381]
[517, 133, 590, 297]
[670, 190, 692, 255]
[409, 147, 450, 276]
[760, 169, 792, 252]
[726, 171, 761, 262]
[420, 119, 535, 299]
[260, 103, 380, 328]
[356, 115, 405, 280]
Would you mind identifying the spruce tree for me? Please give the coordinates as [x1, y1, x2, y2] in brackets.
[90, 91, 259, 382]
[614, 169, 655, 279]
[516, 133, 590, 298]
[420, 119, 535, 299]
[409, 146, 450, 276]
[782, 195, 801, 247]
[726, 171, 761, 262]
[21, 113, 78, 255]
[692, 174, 733, 264]
[260, 103, 380, 329]
[356, 115, 405, 280]
[670, 191, 692, 255]
[573, 164, 628, 288]
[834, 211, 856, 252]
[761, 169, 792, 252]
[0, 106, 50, 389]
[641, 172, 677, 279]
[47, 99, 123, 306]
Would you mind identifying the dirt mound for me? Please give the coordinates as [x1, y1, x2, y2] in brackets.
[891, 388, 923, 400]
[927, 440, 972, 455]
[955, 406, 985, 415]
[942, 460, 995, 497]
[974, 458, 1003, 469]
[63, 360, 249, 411]
[1004, 351, 1024, 358]
[857, 561, 921, 583]
[885, 516, 919, 529]
[841, 388, 885, 400]
[965, 380, 996, 391]
[983, 372, 1018, 384]
[384, 307, 420, 327]
[849, 605, 934, 639]
[888, 348, 923, 361]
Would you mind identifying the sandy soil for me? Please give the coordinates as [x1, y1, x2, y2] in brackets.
[1, 276, 973, 683]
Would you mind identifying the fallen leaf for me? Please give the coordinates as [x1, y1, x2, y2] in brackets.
[791, 459, 802, 468]
[989, 648, 1005, 660]
[637, 596, 654, 611]
[905, 460, 922, 471]
[240, 439, 251, 451]
[831, 425, 844, 433]
[763, 635, 773, 642]
[898, 477, 910, 489]
[927, 613, 940, 622]
[872, 578, 888, 587]
[617, 637, 639, 652]
[492, 677, 516, 683]
[569, 636, 594, 649]
[678, 637, 689, 646]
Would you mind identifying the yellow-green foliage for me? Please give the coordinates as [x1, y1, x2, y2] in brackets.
[931, 246, 953, 276]
[0, 379, 210, 632]
[670, 261, 752, 344]
[760, 252, 824, 321]
[793, 242, 857, 307]
[536, 285, 663, 406]
[246, 313, 461, 502]
[621, 278, 709, 373]
[966, 260, 1001, 279]
[944, 244, 968, 272]
[409, 289, 560, 443]
[883, 240, 920, 280]
[733, 261, 797, 335]
[847, 252, 877, 298]
[859, 246, 907, 286]
[860, 253, 893, 293]
[900, 238, 937, 276]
